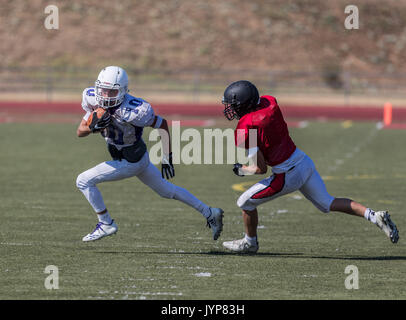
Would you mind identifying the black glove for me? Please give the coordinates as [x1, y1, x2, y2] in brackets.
[233, 163, 245, 177]
[162, 153, 175, 179]
[89, 111, 112, 133]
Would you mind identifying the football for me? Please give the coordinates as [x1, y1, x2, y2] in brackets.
[86, 107, 106, 127]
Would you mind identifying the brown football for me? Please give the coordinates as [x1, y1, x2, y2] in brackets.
[86, 107, 106, 127]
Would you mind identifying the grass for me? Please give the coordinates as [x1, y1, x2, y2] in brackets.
[0, 121, 405, 300]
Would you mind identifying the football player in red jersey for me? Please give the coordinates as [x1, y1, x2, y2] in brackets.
[221, 80, 399, 253]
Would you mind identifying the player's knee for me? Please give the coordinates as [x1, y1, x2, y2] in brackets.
[76, 173, 92, 190]
[237, 195, 256, 211]
[158, 189, 175, 199]
[154, 182, 176, 199]
[236, 196, 246, 209]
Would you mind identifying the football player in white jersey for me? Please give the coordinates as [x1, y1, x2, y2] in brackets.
[76, 66, 223, 242]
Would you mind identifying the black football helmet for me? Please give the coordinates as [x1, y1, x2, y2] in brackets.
[222, 80, 260, 120]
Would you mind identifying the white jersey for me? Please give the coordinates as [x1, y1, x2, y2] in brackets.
[81, 87, 155, 149]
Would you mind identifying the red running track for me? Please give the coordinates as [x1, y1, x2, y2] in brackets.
[1, 101, 406, 122]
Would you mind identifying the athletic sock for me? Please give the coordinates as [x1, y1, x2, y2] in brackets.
[364, 208, 377, 224]
[97, 211, 113, 224]
[245, 234, 257, 246]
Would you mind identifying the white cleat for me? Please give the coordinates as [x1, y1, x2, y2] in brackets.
[206, 208, 224, 240]
[82, 220, 118, 242]
[223, 237, 259, 253]
[375, 211, 399, 244]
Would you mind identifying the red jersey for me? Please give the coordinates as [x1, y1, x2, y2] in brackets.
[234, 95, 296, 166]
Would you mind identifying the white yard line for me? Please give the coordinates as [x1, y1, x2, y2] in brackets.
[325, 124, 380, 174]
[0, 242, 33, 246]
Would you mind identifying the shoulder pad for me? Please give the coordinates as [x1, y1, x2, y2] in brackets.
[261, 95, 278, 106]
[119, 95, 155, 127]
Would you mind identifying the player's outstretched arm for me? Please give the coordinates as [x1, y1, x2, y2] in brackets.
[155, 117, 172, 155]
[149, 116, 174, 179]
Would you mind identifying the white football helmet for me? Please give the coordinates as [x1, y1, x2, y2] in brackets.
[95, 66, 129, 108]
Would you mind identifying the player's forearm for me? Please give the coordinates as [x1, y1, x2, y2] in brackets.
[242, 149, 267, 174]
[157, 118, 172, 155]
[242, 164, 267, 175]
[77, 121, 91, 137]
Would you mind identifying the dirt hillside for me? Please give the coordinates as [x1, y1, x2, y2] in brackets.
[1, 0, 406, 75]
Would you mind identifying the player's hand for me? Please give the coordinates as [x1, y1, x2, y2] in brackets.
[233, 163, 245, 177]
[162, 152, 175, 179]
[89, 111, 111, 132]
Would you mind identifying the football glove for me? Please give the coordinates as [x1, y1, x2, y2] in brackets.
[162, 152, 175, 179]
[233, 163, 245, 177]
[89, 111, 112, 133]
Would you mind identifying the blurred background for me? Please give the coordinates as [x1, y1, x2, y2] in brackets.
[0, 0, 405, 107]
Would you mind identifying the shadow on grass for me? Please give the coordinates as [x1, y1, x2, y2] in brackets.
[88, 249, 406, 261]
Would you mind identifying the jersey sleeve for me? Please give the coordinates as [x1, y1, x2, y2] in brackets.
[81, 87, 97, 121]
[127, 101, 156, 127]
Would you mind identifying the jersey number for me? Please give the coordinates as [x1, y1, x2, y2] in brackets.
[129, 98, 142, 107]
[86, 88, 95, 96]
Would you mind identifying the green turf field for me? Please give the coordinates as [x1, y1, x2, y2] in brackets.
[0, 121, 405, 300]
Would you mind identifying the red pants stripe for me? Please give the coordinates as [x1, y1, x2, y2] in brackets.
[251, 173, 286, 200]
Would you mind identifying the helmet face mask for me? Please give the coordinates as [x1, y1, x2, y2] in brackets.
[222, 80, 260, 121]
[95, 66, 129, 109]
[222, 96, 242, 121]
[95, 84, 122, 108]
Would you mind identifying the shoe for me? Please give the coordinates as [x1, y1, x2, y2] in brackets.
[223, 237, 259, 253]
[375, 211, 399, 244]
[206, 208, 224, 240]
[82, 220, 118, 242]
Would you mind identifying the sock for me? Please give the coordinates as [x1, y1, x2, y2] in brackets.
[245, 234, 257, 246]
[97, 211, 112, 224]
[364, 208, 377, 224]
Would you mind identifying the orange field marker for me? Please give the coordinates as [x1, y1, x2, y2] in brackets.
[383, 102, 392, 126]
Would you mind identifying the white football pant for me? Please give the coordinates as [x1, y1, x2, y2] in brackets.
[76, 152, 209, 215]
[237, 154, 335, 212]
